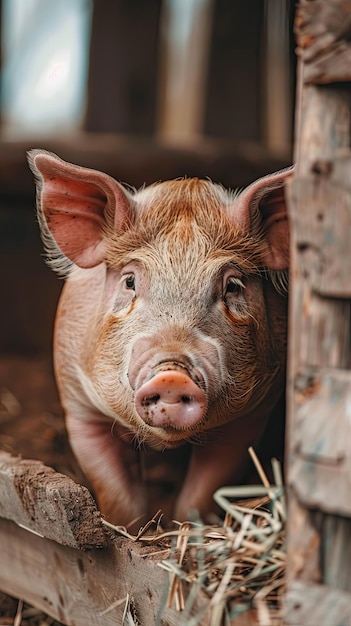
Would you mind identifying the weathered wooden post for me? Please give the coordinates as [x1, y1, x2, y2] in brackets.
[285, 1, 351, 624]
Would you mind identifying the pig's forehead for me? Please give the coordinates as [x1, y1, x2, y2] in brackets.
[133, 178, 235, 210]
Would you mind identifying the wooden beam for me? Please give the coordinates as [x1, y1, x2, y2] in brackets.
[0, 517, 184, 626]
[0, 451, 106, 550]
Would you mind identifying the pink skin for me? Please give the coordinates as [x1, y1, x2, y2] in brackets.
[28, 150, 293, 529]
[134, 369, 207, 429]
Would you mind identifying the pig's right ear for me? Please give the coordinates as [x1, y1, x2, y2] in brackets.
[28, 150, 134, 271]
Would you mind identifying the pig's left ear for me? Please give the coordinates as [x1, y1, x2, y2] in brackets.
[234, 166, 294, 271]
[28, 150, 133, 270]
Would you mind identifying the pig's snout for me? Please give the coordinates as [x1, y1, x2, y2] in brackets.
[134, 367, 207, 429]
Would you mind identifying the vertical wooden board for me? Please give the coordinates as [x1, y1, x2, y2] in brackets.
[293, 369, 351, 462]
[288, 369, 351, 515]
[286, 1, 351, 619]
[289, 172, 351, 298]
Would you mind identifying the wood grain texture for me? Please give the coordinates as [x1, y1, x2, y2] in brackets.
[286, 0, 351, 617]
[295, 0, 351, 84]
[0, 517, 178, 626]
[290, 369, 351, 515]
[0, 451, 106, 550]
[286, 496, 321, 585]
[285, 580, 351, 625]
[0, 517, 258, 626]
[290, 166, 351, 298]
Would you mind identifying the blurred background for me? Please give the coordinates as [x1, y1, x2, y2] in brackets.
[0, 0, 295, 468]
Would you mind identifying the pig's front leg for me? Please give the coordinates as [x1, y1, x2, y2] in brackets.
[174, 412, 270, 521]
[66, 412, 147, 529]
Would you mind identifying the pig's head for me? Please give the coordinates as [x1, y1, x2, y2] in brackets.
[29, 150, 292, 450]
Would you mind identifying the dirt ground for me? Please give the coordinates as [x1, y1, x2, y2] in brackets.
[0, 356, 84, 482]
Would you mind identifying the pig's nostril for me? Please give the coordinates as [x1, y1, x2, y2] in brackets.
[142, 394, 160, 406]
[143, 394, 192, 406]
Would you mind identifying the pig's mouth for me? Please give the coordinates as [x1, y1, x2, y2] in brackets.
[134, 360, 208, 434]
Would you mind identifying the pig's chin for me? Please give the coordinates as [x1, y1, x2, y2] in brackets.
[136, 423, 205, 450]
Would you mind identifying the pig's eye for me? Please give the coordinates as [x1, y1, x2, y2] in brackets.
[224, 276, 245, 296]
[125, 274, 136, 290]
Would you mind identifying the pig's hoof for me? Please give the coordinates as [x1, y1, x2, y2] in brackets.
[135, 370, 207, 429]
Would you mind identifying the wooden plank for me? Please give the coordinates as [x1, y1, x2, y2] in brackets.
[0, 451, 106, 550]
[289, 369, 351, 515]
[301, 41, 351, 85]
[0, 517, 177, 626]
[290, 164, 351, 298]
[318, 514, 351, 590]
[295, 0, 351, 84]
[0, 517, 258, 626]
[286, 497, 351, 594]
[290, 459, 351, 516]
[293, 369, 351, 463]
[285, 580, 351, 626]
[293, 297, 350, 370]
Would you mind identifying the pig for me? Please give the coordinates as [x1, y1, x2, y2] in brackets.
[28, 150, 293, 529]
